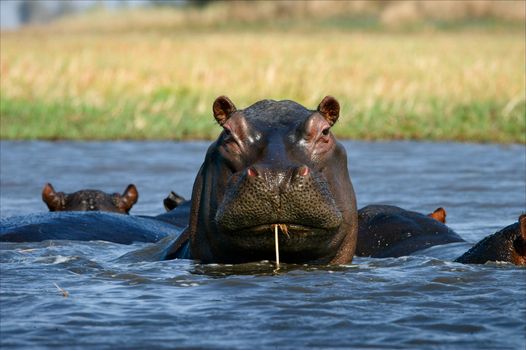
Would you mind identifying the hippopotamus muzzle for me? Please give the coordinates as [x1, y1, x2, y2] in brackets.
[214, 163, 345, 262]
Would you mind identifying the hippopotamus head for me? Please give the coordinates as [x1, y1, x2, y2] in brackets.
[185, 96, 358, 264]
[455, 214, 526, 265]
[42, 183, 138, 214]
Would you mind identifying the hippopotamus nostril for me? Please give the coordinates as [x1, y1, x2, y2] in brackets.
[247, 167, 259, 177]
[297, 165, 309, 177]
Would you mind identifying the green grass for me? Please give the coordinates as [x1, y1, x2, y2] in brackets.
[2, 95, 523, 143]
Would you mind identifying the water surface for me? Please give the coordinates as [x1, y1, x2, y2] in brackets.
[1, 141, 525, 349]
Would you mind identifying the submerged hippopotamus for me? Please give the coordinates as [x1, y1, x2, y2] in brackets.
[355, 205, 463, 258]
[159, 96, 358, 264]
[455, 214, 526, 265]
[354, 205, 526, 265]
[42, 183, 139, 214]
[0, 183, 161, 244]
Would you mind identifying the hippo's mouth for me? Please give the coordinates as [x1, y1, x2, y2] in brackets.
[229, 223, 333, 238]
[217, 223, 339, 263]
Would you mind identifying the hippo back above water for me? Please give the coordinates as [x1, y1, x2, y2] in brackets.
[162, 96, 358, 264]
[0, 184, 148, 244]
[356, 205, 464, 258]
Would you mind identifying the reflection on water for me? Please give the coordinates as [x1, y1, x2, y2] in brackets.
[1, 141, 525, 349]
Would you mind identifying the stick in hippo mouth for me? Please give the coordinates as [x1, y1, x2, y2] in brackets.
[273, 224, 280, 268]
[271, 224, 290, 269]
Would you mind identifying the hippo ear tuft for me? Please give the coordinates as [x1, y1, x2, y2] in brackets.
[428, 207, 447, 224]
[116, 184, 139, 214]
[213, 96, 237, 126]
[42, 183, 65, 211]
[317, 96, 340, 126]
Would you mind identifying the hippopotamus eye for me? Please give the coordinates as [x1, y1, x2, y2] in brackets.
[223, 127, 234, 141]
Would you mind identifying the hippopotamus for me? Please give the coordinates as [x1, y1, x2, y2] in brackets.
[42, 183, 139, 214]
[454, 214, 526, 265]
[1, 96, 524, 267]
[354, 205, 525, 265]
[355, 205, 463, 258]
[0, 183, 179, 244]
[156, 95, 359, 264]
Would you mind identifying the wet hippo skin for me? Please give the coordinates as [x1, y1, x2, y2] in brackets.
[454, 214, 526, 265]
[0, 183, 156, 244]
[0, 212, 176, 244]
[355, 205, 464, 258]
[354, 205, 525, 265]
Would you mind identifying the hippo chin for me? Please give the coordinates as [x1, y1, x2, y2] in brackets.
[160, 96, 358, 264]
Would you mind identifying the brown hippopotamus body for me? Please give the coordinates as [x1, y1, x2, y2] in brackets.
[1, 183, 174, 244]
[355, 205, 464, 258]
[454, 214, 526, 265]
[356, 205, 525, 266]
[162, 96, 358, 264]
[42, 183, 138, 214]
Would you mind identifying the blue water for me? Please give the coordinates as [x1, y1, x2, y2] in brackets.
[1, 141, 525, 349]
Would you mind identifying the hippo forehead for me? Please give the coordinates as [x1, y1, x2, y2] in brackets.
[70, 190, 110, 199]
[240, 99, 313, 129]
[67, 190, 114, 205]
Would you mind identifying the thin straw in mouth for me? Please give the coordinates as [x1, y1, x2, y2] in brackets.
[274, 224, 280, 268]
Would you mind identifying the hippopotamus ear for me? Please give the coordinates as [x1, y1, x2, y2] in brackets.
[213, 96, 237, 126]
[428, 207, 447, 224]
[114, 184, 139, 213]
[513, 214, 526, 264]
[520, 214, 526, 239]
[317, 96, 340, 126]
[42, 183, 65, 211]
[163, 191, 186, 212]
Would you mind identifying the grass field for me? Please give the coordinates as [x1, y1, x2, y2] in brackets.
[1, 3, 525, 143]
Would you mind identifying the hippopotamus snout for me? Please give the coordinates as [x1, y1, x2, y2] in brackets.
[215, 163, 343, 234]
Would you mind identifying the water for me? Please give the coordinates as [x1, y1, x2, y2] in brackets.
[1, 140, 525, 349]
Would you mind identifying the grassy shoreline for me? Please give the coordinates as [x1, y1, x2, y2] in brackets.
[1, 95, 524, 143]
[1, 9, 524, 143]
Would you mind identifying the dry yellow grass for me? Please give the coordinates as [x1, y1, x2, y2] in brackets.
[0, 3, 524, 142]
